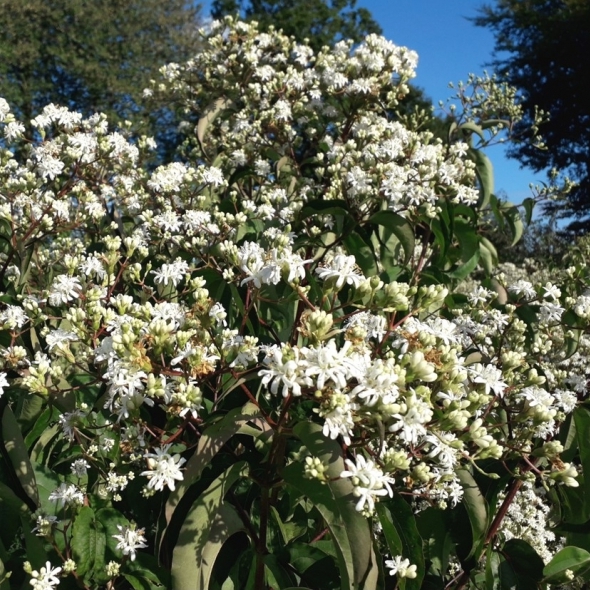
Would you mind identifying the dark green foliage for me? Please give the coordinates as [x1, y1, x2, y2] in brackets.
[484, 194, 571, 266]
[0, 0, 203, 145]
[474, 0, 590, 232]
[211, 0, 382, 51]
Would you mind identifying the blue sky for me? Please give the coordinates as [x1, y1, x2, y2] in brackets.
[202, 0, 544, 203]
[355, 0, 543, 203]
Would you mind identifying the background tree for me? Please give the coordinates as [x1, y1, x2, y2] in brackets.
[0, 0, 203, 143]
[211, 0, 382, 51]
[474, 0, 590, 233]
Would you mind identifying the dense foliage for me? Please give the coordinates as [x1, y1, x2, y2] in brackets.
[0, 0, 203, 147]
[2, 17, 590, 590]
[474, 0, 590, 232]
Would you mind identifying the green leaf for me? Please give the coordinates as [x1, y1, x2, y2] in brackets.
[299, 199, 351, 220]
[264, 554, 297, 588]
[0, 480, 30, 515]
[479, 237, 498, 275]
[449, 251, 480, 280]
[126, 554, 170, 590]
[456, 468, 488, 560]
[22, 516, 48, 569]
[375, 502, 403, 556]
[485, 545, 502, 590]
[1, 404, 38, 507]
[288, 543, 334, 575]
[459, 121, 486, 142]
[574, 407, 590, 519]
[416, 507, 453, 578]
[165, 403, 261, 527]
[292, 422, 378, 590]
[72, 506, 107, 581]
[561, 309, 585, 360]
[543, 546, 590, 584]
[502, 204, 525, 246]
[29, 462, 61, 517]
[23, 408, 52, 449]
[469, 148, 494, 210]
[171, 461, 248, 590]
[197, 503, 246, 590]
[377, 497, 425, 590]
[283, 423, 379, 590]
[502, 538, 544, 584]
[15, 392, 44, 429]
[282, 463, 355, 590]
[197, 98, 230, 156]
[343, 231, 377, 276]
[124, 573, 150, 590]
[521, 197, 535, 225]
[454, 220, 480, 262]
[369, 210, 415, 264]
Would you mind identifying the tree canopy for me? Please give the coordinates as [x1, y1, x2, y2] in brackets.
[474, 0, 590, 232]
[211, 0, 382, 51]
[0, 0, 203, 132]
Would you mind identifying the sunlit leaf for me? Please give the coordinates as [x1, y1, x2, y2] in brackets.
[1, 405, 38, 508]
[165, 403, 261, 527]
[543, 546, 590, 584]
[469, 148, 494, 210]
[171, 461, 248, 590]
[456, 468, 488, 560]
[377, 497, 425, 590]
[197, 98, 230, 157]
[369, 210, 415, 264]
[72, 506, 107, 582]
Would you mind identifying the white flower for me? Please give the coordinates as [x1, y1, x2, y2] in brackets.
[151, 258, 189, 287]
[385, 556, 417, 579]
[303, 340, 364, 391]
[344, 312, 387, 341]
[468, 286, 496, 306]
[315, 253, 363, 290]
[29, 560, 62, 589]
[539, 303, 564, 324]
[552, 463, 579, 487]
[238, 242, 281, 288]
[201, 165, 225, 186]
[0, 304, 29, 329]
[45, 329, 79, 352]
[48, 483, 85, 506]
[209, 302, 227, 325]
[3, 121, 25, 141]
[340, 454, 394, 514]
[351, 358, 399, 407]
[388, 391, 433, 444]
[542, 282, 561, 300]
[260, 345, 309, 397]
[78, 255, 107, 280]
[32, 514, 58, 537]
[70, 459, 90, 477]
[112, 524, 148, 561]
[0, 372, 9, 398]
[0, 97, 10, 122]
[48, 275, 82, 306]
[508, 280, 536, 299]
[317, 390, 356, 445]
[468, 363, 507, 397]
[141, 444, 186, 491]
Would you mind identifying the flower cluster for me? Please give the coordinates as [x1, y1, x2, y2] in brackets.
[0, 17, 587, 590]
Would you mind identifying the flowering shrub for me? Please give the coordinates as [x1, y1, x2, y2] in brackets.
[1, 17, 590, 590]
